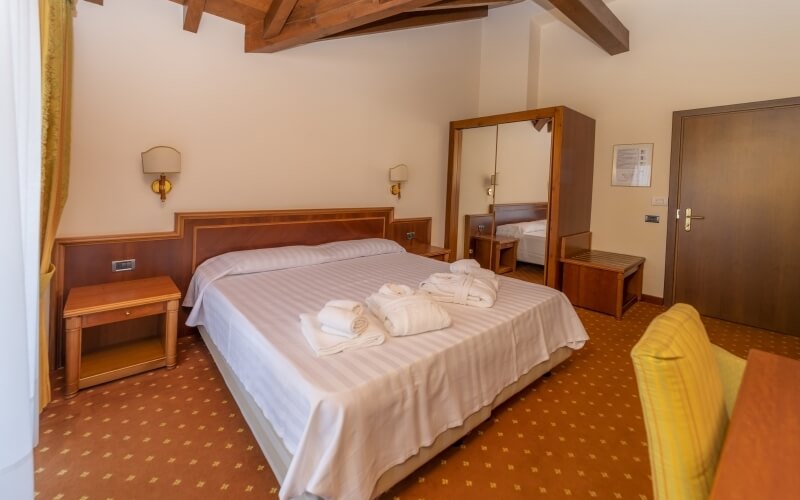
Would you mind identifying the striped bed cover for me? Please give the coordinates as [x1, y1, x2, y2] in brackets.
[186, 252, 588, 499]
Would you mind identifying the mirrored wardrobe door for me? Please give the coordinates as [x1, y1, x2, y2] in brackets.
[456, 125, 497, 260]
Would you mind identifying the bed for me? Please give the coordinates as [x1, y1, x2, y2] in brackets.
[183, 237, 588, 499]
[52, 207, 587, 500]
[492, 202, 549, 265]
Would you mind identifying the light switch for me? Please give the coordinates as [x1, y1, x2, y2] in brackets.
[651, 196, 668, 206]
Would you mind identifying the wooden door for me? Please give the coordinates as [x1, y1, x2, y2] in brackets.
[666, 98, 800, 335]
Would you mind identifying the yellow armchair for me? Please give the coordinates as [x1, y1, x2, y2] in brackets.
[631, 304, 746, 500]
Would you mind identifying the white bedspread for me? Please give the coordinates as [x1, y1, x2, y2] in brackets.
[186, 252, 587, 499]
[496, 220, 547, 265]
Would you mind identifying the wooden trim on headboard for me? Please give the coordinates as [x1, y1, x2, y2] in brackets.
[50, 207, 431, 369]
[490, 202, 549, 227]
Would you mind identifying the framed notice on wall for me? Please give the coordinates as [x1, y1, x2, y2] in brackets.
[612, 143, 653, 187]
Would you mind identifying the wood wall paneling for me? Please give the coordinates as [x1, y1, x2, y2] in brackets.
[490, 202, 548, 227]
[52, 207, 430, 368]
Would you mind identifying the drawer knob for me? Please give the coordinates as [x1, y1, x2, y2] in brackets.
[125, 311, 131, 316]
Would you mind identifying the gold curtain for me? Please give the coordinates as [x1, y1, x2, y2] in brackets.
[39, 0, 74, 411]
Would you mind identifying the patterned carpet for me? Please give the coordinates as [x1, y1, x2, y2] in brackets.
[36, 298, 800, 499]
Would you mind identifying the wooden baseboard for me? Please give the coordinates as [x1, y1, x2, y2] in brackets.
[642, 294, 664, 305]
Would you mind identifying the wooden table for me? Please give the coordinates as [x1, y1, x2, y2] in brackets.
[404, 241, 450, 261]
[560, 250, 644, 319]
[63, 276, 181, 398]
[709, 349, 800, 499]
[471, 235, 518, 274]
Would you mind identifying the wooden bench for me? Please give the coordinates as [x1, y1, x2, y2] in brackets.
[560, 232, 645, 319]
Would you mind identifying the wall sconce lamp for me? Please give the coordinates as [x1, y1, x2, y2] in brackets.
[142, 146, 181, 202]
[487, 172, 499, 196]
[389, 164, 409, 199]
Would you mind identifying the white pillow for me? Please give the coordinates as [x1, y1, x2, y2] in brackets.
[318, 238, 406, 262]
[519, 219, 547, 234]
[184, 245, 330, 309]
[495, 220, 547, 238]
[495, 223, 524, 238]
[184, 238, 405, 311]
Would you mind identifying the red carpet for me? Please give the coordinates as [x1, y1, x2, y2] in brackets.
[36, 301, 800, 499]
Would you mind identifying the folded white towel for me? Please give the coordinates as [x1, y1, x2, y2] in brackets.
[317, 306, 368, 338]
[449, 259, 499, 290]
[323, 299, 364, 316]
[366, 285, 451, 336]
[378, 283, 415, 296]
[449, 259, 481, 274]
[299, 313, 385, 357]
[420, 272, 497, 308]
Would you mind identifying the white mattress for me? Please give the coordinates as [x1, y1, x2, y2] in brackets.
[187, 252, 587, 499]
[496, 220, 547, 265]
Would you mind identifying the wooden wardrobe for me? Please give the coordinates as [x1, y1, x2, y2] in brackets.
[444, 106, 596, 289]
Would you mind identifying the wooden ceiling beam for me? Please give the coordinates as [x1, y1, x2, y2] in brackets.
[327, 6, 488, 39]
[414, 0, 511, 11]
[548, 0, 629, 55]
[183, 0, 207, 33]
[262, 0, 301, 38]
[245, 0, 443, 53]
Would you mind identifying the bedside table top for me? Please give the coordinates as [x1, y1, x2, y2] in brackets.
[64, 276, 181, 318]
[473, 234, 518, 245]
[404, 241, 449, 257]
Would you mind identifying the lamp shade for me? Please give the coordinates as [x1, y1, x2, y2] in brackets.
[389, 163, 408, 182]
[142, 146, 181, 174]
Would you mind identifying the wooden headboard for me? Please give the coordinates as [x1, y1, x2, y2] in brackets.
[51, 207, 431, 368]
[490, 202, 548, 227]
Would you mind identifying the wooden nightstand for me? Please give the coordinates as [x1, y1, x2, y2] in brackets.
[561, 251, 645, 319]
[405, 241, 451, 261]
[471, 235, 518, 274]
[62, 276, 181, 398]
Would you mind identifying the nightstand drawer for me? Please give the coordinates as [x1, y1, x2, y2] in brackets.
[82, 301, 167, 328]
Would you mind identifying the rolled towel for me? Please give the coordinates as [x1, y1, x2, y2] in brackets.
[449, 259, 499, 290]
[378, 283, 415, 296]
[366, 287, 451, 337]
[317, 306, 368, 338]
[449, 259, 481, 274]
[299, 313, 385, 357]
[420, 272, 497, 308]
[324, 299, 364, 316]
[468, 268, 499, 291]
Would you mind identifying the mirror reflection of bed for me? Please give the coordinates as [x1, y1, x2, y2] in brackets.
[457, 119, 552, 285]
[492, 202, 548, 284]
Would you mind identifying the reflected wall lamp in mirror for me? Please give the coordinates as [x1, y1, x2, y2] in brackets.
[389, 164, 409, 199]
[487, 172, 499, 196]
[142, 146, 181, 202]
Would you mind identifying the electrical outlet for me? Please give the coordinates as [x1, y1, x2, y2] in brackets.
[112, 259, 136, 272]
[405, 231, 416, 240]
[477, 224, 485, 233]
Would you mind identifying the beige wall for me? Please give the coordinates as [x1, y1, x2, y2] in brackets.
[456, 126, 497, 259]
[478, 2, 539, 116]
[536, 0, 800, 297]
[61, 0, 485, 242]
[494, 121, 550, 205]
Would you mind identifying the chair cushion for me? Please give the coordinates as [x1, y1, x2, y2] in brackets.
[631, 304, 728, 500]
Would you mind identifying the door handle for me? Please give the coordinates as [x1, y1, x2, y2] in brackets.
[684, 207, 705, 231]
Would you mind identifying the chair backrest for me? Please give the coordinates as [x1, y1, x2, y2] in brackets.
[631, 304, 729, 500]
